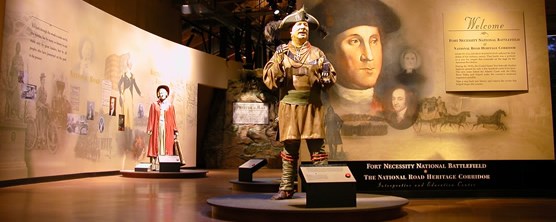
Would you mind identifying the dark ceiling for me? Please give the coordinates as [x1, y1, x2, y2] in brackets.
[177, 0, 295, 68]
[547, 0, 556, 35]
[177, 0, 556, 68]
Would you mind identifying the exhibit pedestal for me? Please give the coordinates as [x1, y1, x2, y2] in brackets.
[120, 169, 208, 178]
[207, 193, 408, 222]
[230, 178, 282, 192]
[300, 165, 357, 208]
[238, 158, 267, 182]
[158, 155, 181, 172]
[134, 163, 152, 172]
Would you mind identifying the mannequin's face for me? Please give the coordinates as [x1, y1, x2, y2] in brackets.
[158, 88, 168, 101]
[290, 21, 309, 42]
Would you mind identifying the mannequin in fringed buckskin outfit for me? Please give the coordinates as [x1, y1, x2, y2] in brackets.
[263, 7, 336, 200]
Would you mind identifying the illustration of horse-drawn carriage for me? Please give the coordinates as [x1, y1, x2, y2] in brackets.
[413, 97, 446, 132]
[413, 96, 507, 132]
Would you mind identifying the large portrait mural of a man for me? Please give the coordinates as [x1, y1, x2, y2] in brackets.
[309, 0, 412, 131]
[307, 0, 553, 161]
[310, 0, 410, 137]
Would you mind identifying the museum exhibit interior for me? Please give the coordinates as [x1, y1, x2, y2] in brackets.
[0, 0, 555, 221]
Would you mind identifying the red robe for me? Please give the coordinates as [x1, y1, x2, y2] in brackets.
[146, 100, 178, 157]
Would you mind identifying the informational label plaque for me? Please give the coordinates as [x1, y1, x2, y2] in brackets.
[232, 102, 269, 125]
[134, 163, 152, 172]
[444, 11, 528, 91]
[301, 165, 356, 183]
[158, 155, 181, 172]
[300, 165, 357, 208]
[239, 158, 267, 169]
[238, 158, 267, 182]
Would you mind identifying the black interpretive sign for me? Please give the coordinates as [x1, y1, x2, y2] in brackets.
[316, 160, 556, 197]
[300, 165, 357, 208]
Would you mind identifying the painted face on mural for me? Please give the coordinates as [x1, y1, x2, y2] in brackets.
[392, 88, 407, 113]
[332, 25, 382, 90]
[81, 40, 93, 60]
[403, 52, 417, 70]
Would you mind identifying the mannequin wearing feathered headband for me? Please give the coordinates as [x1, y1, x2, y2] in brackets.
[263, 6, 337, 200]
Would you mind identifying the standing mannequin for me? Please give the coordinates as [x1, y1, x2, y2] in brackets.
[146, 85, 178, 168]
[263, 7, 336, 200]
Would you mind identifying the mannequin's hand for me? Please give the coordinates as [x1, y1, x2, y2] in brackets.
[319, 61, 331, 86]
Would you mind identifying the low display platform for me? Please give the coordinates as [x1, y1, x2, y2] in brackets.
[207, 193, 408, 222]
[229, 178, 281, 192]
[120, 169, 208, 178]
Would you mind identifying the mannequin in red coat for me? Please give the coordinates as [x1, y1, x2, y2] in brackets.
[146, 85, 178, 167]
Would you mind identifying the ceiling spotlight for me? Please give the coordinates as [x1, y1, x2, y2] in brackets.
[181, 5, 192, 15]
[286, 0, 296, 13]
[181, 2, 212, 15]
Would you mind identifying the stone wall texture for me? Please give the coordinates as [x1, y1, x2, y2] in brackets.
[203, 69, 283, 168]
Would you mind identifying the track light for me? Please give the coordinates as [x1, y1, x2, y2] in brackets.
[267, 0, 280, 19]
[181, 5, 192, 15]
[286, 0, 296, 14]
[181, 1, 212, 15]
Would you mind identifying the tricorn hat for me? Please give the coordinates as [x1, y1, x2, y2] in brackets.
[309, 0, 400, 36]
[278, 6, 320, 31]
[308, 0, 400, 51]
[156, 85, 170, 95]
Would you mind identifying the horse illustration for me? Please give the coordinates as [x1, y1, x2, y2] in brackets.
[440, 111, 471, 130]
[473, 109, 507, 130]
